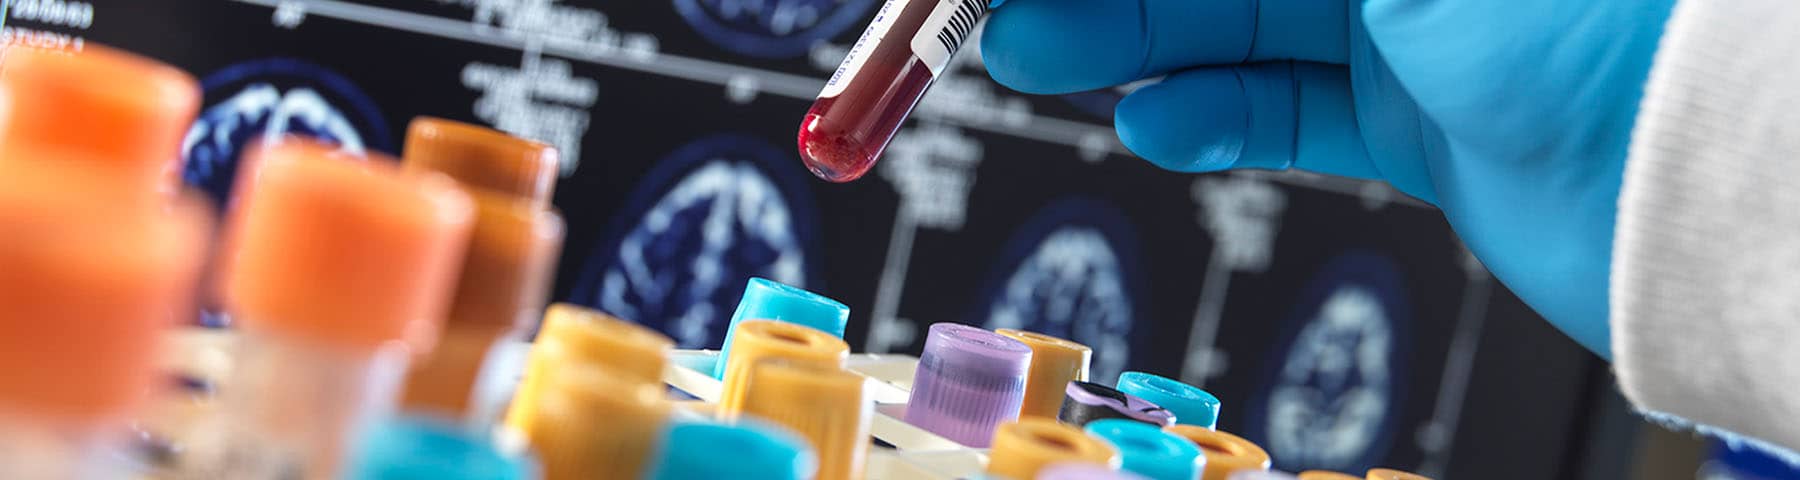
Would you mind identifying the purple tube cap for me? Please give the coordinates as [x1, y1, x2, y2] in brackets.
[1036, 463, 1150, 480]
[904, 323, 1033, 447]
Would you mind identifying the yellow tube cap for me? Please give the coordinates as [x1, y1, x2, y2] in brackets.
[442, 194, 564, 333]
[403, 117, 559, 206]
[717, 320, 849, 414]
[1365, 469, 1432, 480]
[986, 418, 1118, 480]
[525, 365, 671, 480]
[1298, 471, 1360, 480]
[736, 360, 871, 480]
[995, 329, 1091, 419]
[1165, 425, 1272, 480]
[507, 304, 673, 433]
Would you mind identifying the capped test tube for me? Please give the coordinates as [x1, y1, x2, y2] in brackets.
[1037, 463, 1151, 480]
[904, 323, 1032, 447]
[1117, 372, 1221, 430]
[644, 421, 816, 480]
[796, 0, 993, 182]
[986, 418, 1118, 480]
[506, 304, 673, 436]
[735, 360, 871, 480]
[714, 277, 850, 379]
[523, 366, 671, 480]
[0, 166, 208, 478]
[996, 329, 1092, 419]
[1085, 419, 1204, 480]
[1058, 381, 1176, 428]
[182, 143, 475, 478]
[399, 117, 565, 421]
[1364, 468, 1433, 480]
[717, 320, 851, 415]
[0, 44, 200, 194]
[1164, 425, 1272, 480]
[342, 415, 536, 480]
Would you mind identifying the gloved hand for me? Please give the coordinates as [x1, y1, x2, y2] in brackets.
[981, 0, 1678, 358]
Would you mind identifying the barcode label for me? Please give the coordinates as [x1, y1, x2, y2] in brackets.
[911, 0, 989, 77]
[820, 0, 911, 98]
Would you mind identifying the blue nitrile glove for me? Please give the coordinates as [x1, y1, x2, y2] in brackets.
[981, 0, 1678, 358]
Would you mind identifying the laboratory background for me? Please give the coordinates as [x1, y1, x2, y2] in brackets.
[3, 1, 1786, 479]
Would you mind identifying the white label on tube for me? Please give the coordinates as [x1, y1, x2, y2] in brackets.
[820, 0, 911, 98]
[912, 0, 989, 76]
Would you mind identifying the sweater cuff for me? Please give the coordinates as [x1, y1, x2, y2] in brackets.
[1613, 0, 1800, 454]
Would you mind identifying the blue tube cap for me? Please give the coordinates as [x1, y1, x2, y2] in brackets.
[713, 277, 850, 378]
[1084, 419, 1204, 480]
[645, 421, 817, 480]
[1117, 372, 1221, 429]
[344, 415, 534, 480]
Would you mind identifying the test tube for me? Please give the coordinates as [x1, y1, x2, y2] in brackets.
[343, 415, 536, 480]
[1364, 468, 1432, 480]
[796, 0, 993, 182]
[399, 117, 565, 421]
[717, 320, 851, 415]
[1037, 463, 1151, 480]
[713, 278, 851, 379]
[1231, 472, 1302, 480]
[0, 165, 208, 478]
[1058, 381, 1176, 428]
[1164, 425, 1272, 480]
[904, 323, 1032, 447]
[986, 418, 1118, 480]
[0, 44, 200, 194]
[1084, 419, 1205, 480]
[644, 421, 817, 480]
[505, 304, 673, 435]
[1116, 372, 1220, 429]
[996, 329, 1092, 419]
[735, 360, 871, 480]
[181, 143, 475, 478]
[524, 366, 672, 480]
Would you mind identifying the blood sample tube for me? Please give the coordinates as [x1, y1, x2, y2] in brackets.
[996, 329, 1093, 420]
[0, 166, 208, 479]
[181, 142, 475, 479]
[986, 418, 1117, 480]
[505, 304, 673, 436]
[1364, 468, 1433, 480]
[797, 0, 993, 182]
[1116, 371, 1221, 429]
[1084, 419, 1204, 480]
[716, 320, 850, 415]
[343, 415, 535, 480]
[645, 421, 817, 480]
[736, 360, 871, 480]
[1164, 425, 1272, 480]
[399, 117, 565, 422]
[714, 278, 850, 379]
[904, 323, 1032, 447]
[1058, 381, 1176, 428]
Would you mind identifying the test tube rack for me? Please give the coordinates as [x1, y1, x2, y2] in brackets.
[163, 329, 992, 479]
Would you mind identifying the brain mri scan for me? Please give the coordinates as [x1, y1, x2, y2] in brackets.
[573, 134, 820, 348]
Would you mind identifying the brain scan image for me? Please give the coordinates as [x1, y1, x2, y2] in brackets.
[573, 135, 820, 348]
[978, 199, 1142, 382]
[181, 59, 390, 205]
[674, 0, 875, 58]
[1250, 252, 1410, 473]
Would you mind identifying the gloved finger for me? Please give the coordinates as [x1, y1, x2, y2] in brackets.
[1114, 62, 1381, 180]
[982, 0, 1351, 95]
